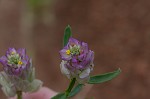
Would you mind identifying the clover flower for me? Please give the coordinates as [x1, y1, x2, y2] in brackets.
[59, 38, 94, 83]
[0, 48, 42, 97]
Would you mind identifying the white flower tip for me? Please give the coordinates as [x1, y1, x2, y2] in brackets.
[79, 68, 91, 79]
[2, 86, 16, 97]
[60, 61, 70, 76]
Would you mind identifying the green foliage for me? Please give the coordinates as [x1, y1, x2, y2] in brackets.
[68, 84, 84, 97]
[63, 25, 72, 47]
[88, 68, 121, 84]
[51, 84, 83, 99]
[51, 93, 67, 99]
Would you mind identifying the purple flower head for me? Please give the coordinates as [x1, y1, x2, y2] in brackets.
[0, 48, 42, 97]
[60, 38, 94, 83]
[0, 48, 30, 76]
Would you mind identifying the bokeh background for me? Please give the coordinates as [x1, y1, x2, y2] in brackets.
[0, 0, 150, 99]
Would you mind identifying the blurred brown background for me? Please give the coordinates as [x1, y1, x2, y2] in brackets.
[0, 0, 150, 99]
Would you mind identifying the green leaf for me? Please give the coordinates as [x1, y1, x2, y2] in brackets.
[51, 93, 67, 99]
[88, 68, 121, 84]
[68, 84, 83, 97]
[63, 25, 72, 47]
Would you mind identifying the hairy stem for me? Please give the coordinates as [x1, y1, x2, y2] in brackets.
[17, 91, 22, 99]
[65, 78, 76, 97]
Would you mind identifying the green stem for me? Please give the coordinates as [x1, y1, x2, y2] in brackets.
[65, 78, 76, 97]
[17, 91, 22, 99]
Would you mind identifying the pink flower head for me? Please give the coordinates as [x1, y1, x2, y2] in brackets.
[59, 38, 94, 83]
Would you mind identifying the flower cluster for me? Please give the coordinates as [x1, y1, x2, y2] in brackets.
[0, 48, 42, 97]
[60, 38, 94, 83]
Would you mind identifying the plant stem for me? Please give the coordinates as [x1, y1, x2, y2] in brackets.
[65, 78, 76, 97]
[17, 91, 22, 99]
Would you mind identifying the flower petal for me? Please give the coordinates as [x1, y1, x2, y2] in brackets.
[68, 38, 80, 46]
[6, 48, 16, 56]
[59, 48, 71, 60]
[17, 48, 26, 58]
[79, 68, 91, 79]
[0, 56, 7, 66]
[60, 61, 70, 78]
[81, 42, 88, 53]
